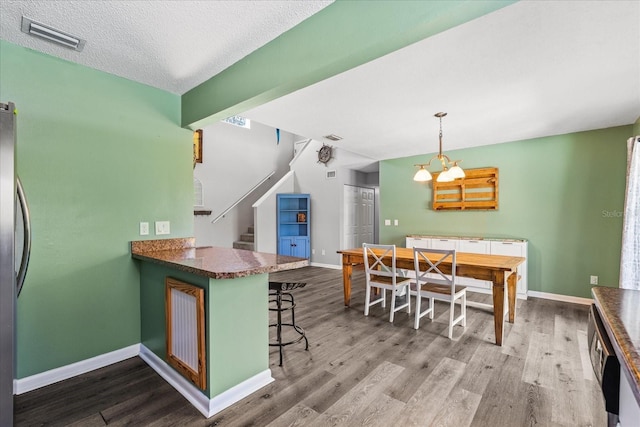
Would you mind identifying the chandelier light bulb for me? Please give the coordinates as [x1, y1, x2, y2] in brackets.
[449, 163, 465, 179]
[413, 166, 432, 182]
[436, 169, 454, 182]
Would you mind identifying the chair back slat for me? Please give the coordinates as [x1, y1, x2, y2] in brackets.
[413, 248, 456, 290]
[363, 243, 397, 279]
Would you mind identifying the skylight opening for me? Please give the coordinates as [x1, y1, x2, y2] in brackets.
[222, 115, 251, 129]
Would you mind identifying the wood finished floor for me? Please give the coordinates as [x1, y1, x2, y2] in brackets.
[14, 266, 606, 426]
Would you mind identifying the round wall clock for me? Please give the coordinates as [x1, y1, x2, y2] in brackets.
[317, 144, 333, 165]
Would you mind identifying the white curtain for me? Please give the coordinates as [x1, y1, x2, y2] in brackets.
[620, 136, 640, 290]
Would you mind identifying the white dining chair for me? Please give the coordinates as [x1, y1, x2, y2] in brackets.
[411, 248, 466, 338]
[363, 243, 411, 322]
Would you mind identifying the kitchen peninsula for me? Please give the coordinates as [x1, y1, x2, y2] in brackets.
[592, 286, 640, 425]
[131, 238, 308, 418]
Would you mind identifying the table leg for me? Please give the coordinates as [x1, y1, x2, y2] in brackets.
[342, 258, 352, 306]
[507, 271, 518, 323]
[491, 270, 505, 346]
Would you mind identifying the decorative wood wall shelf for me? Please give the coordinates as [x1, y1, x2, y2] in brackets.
[432, 167, 498, 211]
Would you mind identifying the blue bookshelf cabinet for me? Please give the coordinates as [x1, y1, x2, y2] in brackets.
[276, 194, 310, 258]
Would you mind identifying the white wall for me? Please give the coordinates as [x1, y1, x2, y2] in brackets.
[291, 140, 378, 266]
[193, 120, 294, 247]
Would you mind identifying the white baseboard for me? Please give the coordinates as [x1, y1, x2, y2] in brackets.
[139, 344, 274, 418]
[465, 286, 528, 300]
[528, 290, 593, 305]
[14, 343, 140, 395]
[310, 262, 342, 270]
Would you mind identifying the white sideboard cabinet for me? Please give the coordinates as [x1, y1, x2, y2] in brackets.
[405, 235, 528, 299]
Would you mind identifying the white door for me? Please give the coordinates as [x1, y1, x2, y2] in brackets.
[360, 188, 374, 245]
[343, 185, 358, 249]
[343, 185, 375, 248]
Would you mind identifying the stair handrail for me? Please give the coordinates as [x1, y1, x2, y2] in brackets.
[289, 138, 313, 167]
[211, 170, 275, 223]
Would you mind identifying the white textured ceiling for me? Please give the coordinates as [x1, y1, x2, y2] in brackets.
[0, 1, 638, 164]
[244, 0, 640, 161]
[0, 0, 333, 94]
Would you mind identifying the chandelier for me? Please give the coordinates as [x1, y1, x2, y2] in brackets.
[413, 112, 464, 182]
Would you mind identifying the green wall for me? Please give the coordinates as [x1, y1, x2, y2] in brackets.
[0, 41, 193, 377]
[634, 116, 640, 136]
[380, 126, 632, 298]
[182, 0, 516, 128]
[207, 273, 268, 397]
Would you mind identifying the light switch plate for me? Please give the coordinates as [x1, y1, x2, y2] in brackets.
[155, 221, 170, 235]
[139, 222, 149, 236]
[590, 275, 598, 285]
[394, 219, 399, 226]
[384, 219, 391, 226]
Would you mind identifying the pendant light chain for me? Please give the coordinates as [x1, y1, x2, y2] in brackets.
[412, 111, 466, 182]
[438, 114, 444, 158]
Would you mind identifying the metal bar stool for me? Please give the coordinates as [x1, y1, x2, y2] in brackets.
[268, 281, 309, 366]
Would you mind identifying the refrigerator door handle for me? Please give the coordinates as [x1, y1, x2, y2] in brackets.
[16, 176, 31, 297]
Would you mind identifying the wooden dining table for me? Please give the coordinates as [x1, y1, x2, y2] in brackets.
[337, 247, 526, 346]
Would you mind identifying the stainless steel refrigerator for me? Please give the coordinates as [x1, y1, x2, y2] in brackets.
[0, 102, 31, 426]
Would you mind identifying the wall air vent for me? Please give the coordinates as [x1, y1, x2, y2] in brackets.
[21, 17, 86, 51]
[323, 134, 343, 141]
[326, 170, 337, 179]
[194, 178, 204, 208]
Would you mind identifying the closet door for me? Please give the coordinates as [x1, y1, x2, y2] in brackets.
[343, 185, 375, 248]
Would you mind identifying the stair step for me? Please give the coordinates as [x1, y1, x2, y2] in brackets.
[233, 241, 255, 251]
[248, 225, 254, 234]
[240, 233, 254, 242]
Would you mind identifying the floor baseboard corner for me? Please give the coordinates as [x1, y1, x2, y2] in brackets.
[139, 344, 273, 418]
[14, 343, 140, 395]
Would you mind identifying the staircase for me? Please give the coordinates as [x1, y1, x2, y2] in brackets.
[233, 226, 255, 251]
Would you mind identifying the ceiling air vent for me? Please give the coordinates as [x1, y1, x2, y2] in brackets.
[21, 17, 86, 51]
[323, 134, 343, 141]
[326, 170, 337, 179]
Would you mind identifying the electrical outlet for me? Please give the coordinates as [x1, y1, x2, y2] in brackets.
[590, 275, 598, 285]
[312, 249, 316, 255]
[139, 222, 149, 236]
[155, 221, 170, 235]
[321, 249, 326, 255]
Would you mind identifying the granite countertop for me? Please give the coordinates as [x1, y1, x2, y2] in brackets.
[592, 286, 640, 405]
[407, 235, 526, 242]
[131, 238, 309, 279]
